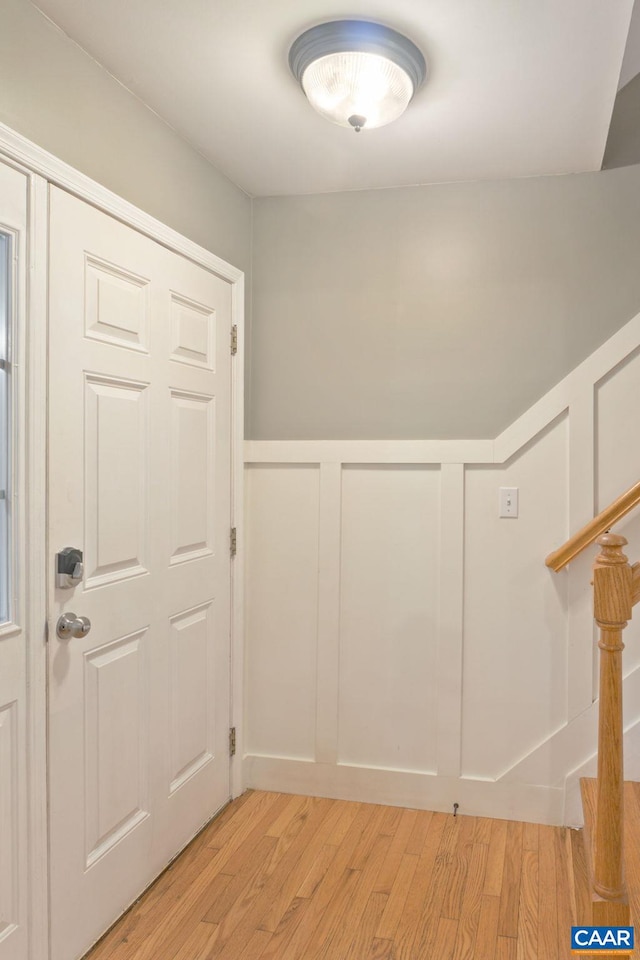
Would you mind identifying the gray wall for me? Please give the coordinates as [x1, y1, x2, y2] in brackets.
[251, 165, 640, 439]
[4, 0, 640, 442]
[0, 0, 251, 272]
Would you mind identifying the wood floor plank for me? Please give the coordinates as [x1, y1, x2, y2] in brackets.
[258, 897, 310, 960]
[474, 817, 493, 845]
[553, 825, 575, 954]
[296, 843, 340, 899]
[260, 801, 341, 929]
[375, 853, 418, 940]
[368, 938, 395, 960]
[496, 935, 518, 960]
[441, 815, 476, 921]
[399, 813, 459, 959]
[325, 802, 362, 847]
[568, 830, 591, 924]
[172, 922, 221, 960]
[315, 833, 392, 960]
[373, 807, 418, 895]
[433, 917, 459, 960]
[266, 794, 315, 838]
[404, 807, 434, 855]
[451, 841, 489, 960]
[218, 795, 294, 875]
[474, 894, 500, 960]
[292, 865, 362, 960]
[515, 846, 538, 960]
[236, 928, 272, 960]
[83, 790, 591, 960]
[344, 892, 389, 960]
[349, 805, 393, 870]
[203, 838, 277, 923]
[208, 798, 337, 959]
[538, 824, 559, 960]
[498, 820, 524, 938]
[379, 805, 404, 837]
[205, 791, 285, 849]
[392, 811, 450, 960]
[262, 806, 388, 960]
[484, 818, 508, 897]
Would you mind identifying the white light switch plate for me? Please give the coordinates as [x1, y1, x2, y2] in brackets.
[499, 487, 518, 518]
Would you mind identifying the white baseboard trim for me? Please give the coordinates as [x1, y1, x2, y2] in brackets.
[243, 755, 564, 825]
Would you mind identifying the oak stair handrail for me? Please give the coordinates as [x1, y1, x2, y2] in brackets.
[545, 478, 640, 571]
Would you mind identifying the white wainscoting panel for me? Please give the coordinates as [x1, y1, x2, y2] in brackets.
[245, 311, 640, 825]
[462, 415, 569, 779]
[245, 465, 320, 761]
[338, 465, 440, 774]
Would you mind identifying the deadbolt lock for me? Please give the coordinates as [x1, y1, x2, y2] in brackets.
[56, 547, 84, 589]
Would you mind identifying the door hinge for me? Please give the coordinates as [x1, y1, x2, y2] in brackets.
[229, 727, 236, 757]
[231, 325, 238, 356]
[230, 527, 237, 558]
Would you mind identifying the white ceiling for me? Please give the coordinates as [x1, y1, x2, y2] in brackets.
[32, 0, 635, 197]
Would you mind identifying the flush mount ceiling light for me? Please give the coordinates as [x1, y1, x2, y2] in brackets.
[289, 20, 427, 133]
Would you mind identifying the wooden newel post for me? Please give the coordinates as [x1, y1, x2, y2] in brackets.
[592, 533, 631, 926]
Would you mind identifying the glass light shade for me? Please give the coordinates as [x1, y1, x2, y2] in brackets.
[301, 51, 414, 130]
[289, 21, 426, 133]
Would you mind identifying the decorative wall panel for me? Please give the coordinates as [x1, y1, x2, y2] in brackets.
[245, 464, 320, 761]
[339, 465, 440, 773]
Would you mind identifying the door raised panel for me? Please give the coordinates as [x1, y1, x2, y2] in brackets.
[168, 602, 215, 795]
[83, 630, 150, 867]
[170, 293, 215, 370]
[84, 375, 149, 588]
[169, 391, 214, 564]
[84, 255, 150, 353]
[0, 701, 18, 944]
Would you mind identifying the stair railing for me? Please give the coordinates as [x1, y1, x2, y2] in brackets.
[546, 480, 640, 928]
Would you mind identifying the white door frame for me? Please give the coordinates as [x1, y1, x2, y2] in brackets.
[0, 120, 245, 960]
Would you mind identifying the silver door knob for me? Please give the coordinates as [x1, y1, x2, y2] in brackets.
[56, 612, 91, 640]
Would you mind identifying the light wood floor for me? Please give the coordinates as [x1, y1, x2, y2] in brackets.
[86, 790, 587, 960]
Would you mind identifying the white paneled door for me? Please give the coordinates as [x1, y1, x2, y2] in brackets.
[48, 187, 233, 960]
[0, 161, 29, 960]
